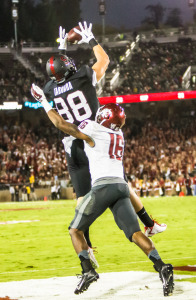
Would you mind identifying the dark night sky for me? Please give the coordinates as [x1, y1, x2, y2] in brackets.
[80, 0, 194, 29]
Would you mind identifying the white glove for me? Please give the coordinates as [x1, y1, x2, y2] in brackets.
[31, 83, 46, 103]
[74, 21, 95, 44]
[58, 26, 67, 50]
[31, 83, 52, 113]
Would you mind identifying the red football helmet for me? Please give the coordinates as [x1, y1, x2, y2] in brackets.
[96, 103, 126, 131]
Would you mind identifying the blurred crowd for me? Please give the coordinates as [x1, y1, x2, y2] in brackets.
[0, 39, 196, 199]
[0, 109, 196, 197]
[0, 59, 45, 105]
[103, 40, 196, 96]
[0, 118, 68, 188]
[2, 40, 196, 105]
[0, 45, 128, 105]
[123, 114, 196, 197]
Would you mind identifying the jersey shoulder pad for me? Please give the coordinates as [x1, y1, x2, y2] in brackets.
[73, 65, 93, 80]
[72, 65, 97, 86]
[43, 80, 55, 95]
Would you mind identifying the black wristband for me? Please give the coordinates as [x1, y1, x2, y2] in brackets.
[89, 38, 98, 48]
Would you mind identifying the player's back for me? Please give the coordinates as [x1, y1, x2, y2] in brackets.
[79, 120, 125, 185]
[43, 65, 99, 127]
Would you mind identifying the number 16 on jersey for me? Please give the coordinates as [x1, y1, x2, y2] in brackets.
[109, 133, 124, 161]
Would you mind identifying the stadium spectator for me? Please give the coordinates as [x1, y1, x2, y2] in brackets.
[26, 184, 31, 201]
[193, 175, 196, 196]
[56, 181, 61, 200]
[185, 175, 192, 196]
[29, 170, 35, 185]
[30, 183, 37, 201]
[51, 182, 57, 200]
[15, 185, 20, 202]
[9, 185, 15, 202]
[21, 184, 28, 201]
[159, 177, 165, 197]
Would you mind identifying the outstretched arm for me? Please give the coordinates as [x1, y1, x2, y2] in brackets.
[48, 109, 93, 146]
[92, 44, 110, 82]
[74, 21, 110, 82]
[31, 83, 94, 147]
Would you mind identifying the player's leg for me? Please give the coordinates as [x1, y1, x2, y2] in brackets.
[65, 139, 93, 248]
[76, 195, 99, 268]
[69, 188, 110, 294]
[128, 183, 167, 237]
[111, 195, 174, 297]
[132, 231, 174, 296]
[69, 227, 99, 295]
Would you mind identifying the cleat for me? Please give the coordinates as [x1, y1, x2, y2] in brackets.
[145, 220, 167, 237]
[88, 247, 99, 269]
[159, 264, 174, 296]
[74, 269, 99, 294]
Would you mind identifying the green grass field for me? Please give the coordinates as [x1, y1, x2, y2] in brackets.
[0, 196, 196, 283]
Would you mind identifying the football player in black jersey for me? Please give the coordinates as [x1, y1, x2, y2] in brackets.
[33, 21, 110, 268]
[31, 21, 167, 269]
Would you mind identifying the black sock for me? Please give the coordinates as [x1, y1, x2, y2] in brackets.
[84, 228, 92, 248]
[81, 258, 94, 273]
[137, 207, 154, 227]
[148, 249, 165, 272]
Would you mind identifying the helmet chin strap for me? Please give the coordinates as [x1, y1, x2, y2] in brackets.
[57, 78, 66, 84]
[100, 119, 105, 125]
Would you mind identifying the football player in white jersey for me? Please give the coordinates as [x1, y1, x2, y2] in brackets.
[28, 92, 174, 297]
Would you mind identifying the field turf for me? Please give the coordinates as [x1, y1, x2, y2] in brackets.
[0, 196, 196, 283]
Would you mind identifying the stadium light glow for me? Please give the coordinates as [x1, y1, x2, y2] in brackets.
[140, 95, 149, 101]
[0, 102, 22, 110]
[178, 92, 185, 99]
[99, 90, 196, 105]
[20, 91, 196, 111]
[116, 97, 123, 103]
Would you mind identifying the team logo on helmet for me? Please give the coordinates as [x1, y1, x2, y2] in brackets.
[110, 123, 118, 130]
[100, 108, 112, 119]
[60, 56, 69, 64]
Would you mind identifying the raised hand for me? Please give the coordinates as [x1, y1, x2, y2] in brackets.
[74, 21, 95, 44]
[58, 26, 67, 50]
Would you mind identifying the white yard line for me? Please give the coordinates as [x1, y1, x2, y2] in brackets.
[0, 271, 195, 300]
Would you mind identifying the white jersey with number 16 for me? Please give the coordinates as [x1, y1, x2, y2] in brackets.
[79, 120, 124, 185]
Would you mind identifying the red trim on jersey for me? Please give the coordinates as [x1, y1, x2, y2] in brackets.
[109, 133, 115, 159]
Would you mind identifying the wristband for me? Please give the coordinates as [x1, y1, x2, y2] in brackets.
[42, 98, 53, 113]
[89, 38, 98, 48]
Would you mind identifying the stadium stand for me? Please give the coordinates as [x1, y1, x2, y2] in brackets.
[104, 40, 196, 96]
[0, 30, 196, 198]
[0, 99, 195, 197]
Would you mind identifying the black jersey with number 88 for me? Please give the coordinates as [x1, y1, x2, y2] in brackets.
[43, 65, 100, 126]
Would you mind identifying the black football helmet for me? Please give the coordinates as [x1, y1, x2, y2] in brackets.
[46, 54, 77, 83]
[96, 103, 126, 131]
